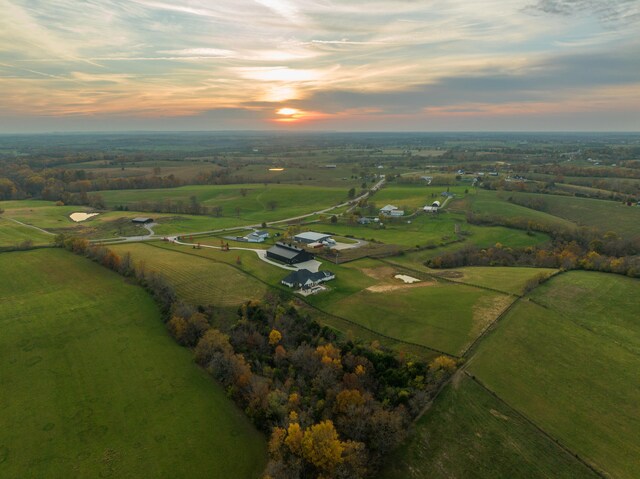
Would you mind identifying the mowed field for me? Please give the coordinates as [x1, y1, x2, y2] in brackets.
[0, 249, 266, 478]
[382, 374, 600, 479]
[468, 271, 640, 478]
[109, 242, 269, 309]
[309, 259, 515, 356]
[99, 184, 349, 222]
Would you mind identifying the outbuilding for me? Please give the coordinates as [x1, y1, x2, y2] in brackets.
[294, 231, 332, 244]
[132, 217, 153, 224]
[266, 242, 314, 265]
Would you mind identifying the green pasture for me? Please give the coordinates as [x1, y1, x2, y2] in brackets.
[434, 266, 558, 295]
[149, 241, 286, 286]
[0, 217, 53, 246]
[0, 249, 266, 478]
[382, 374, 599, 479]
[371, 184, 469, 211]
[464, 190, 576, 230]
[309, 259, 514, 355]
[99, 184, 349, 223]
[509, 191, 640, 237]
[468, 271, 640, 479]
[109, 242, 268, 309]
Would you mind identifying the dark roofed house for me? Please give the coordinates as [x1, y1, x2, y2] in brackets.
[266, 242, 314, 265]
[132, 217, 153, 224]
[281, 269, 335, 289]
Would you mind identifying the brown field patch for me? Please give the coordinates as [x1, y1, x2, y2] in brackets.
[471, 294, 514, 338]
[361, 265, 397, 280]
[366, 280, 435, 293]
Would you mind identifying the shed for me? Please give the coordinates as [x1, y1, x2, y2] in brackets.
[266, 243, 314, 265]
[132, 217, 153, 224]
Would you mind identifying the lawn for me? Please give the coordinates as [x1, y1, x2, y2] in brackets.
[109, 242, 269, 309]
[0, 249, 266, 478]
[467, 271, 640, 479]
[381, 374, 600, 479]
[0, 217, 53, 246]
[309, 259, 514, 356]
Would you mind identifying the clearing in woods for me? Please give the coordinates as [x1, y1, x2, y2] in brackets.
[0, 249, 266, 478]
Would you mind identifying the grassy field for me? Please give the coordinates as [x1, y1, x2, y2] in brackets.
[468, 271, 640, 479]
[463, 190, 576, 230]
[0, 249, 266, 478]
[509, 191, 640, 237]
[0, 217, 53, 246]
[99, 184, 350, 223]
[433, 266, 558, 295]
[371, 184, 469, 211]
[309, 259, 514, 356]
[382, 374, 600, 479]
[109, 242, 269, 310]
[0, 200, 252, 238]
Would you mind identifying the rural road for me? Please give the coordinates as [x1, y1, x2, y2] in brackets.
[7, 217, 56, 235]
[91, 177, 387, 244]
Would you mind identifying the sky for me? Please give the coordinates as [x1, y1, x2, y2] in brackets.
[1, 0, 639, 132]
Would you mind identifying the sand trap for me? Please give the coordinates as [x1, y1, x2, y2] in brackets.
[268, 168, 284, 171]
[70, 212, 99, 222]
[395, 274, 420, 284]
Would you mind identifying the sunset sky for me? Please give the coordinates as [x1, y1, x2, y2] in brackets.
[1, 0, 639, 132]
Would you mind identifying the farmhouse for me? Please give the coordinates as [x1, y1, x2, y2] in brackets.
[131, 217, 153, 224]
[380, 204, 404, 216]
[281, 269, 335, 289]
[266, 242, 314, 265]
[294, 231, 335, 245]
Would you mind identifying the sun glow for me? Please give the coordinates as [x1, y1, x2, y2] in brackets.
[277, 108, 300, 116]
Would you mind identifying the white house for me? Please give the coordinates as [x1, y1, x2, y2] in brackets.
[281, 269, 335, 289]
[244, 230, 270, 243]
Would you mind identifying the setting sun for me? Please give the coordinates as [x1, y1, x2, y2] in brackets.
[276, 108, 300, 116]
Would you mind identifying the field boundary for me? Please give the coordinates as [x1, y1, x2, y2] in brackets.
[143, 241, 455, 358]
[465, 371, 609, 479]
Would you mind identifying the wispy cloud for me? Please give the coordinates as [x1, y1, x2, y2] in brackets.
[0, 0, 638, 131]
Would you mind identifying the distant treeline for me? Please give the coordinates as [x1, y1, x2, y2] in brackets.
[59, 235, 456, 479]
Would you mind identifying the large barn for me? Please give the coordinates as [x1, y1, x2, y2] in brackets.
[294, 231, 333, 244]
[266, 242, 314, 265]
